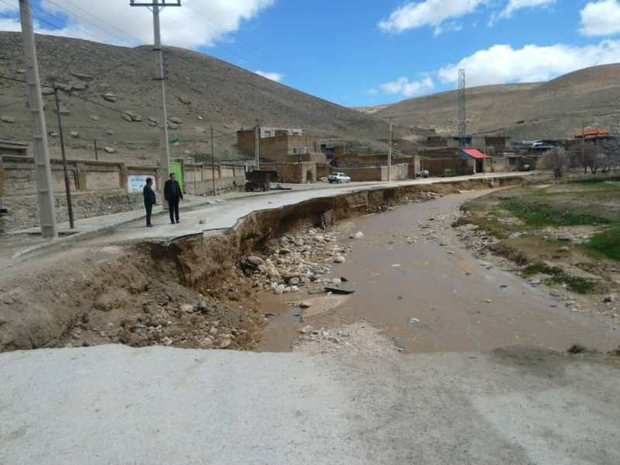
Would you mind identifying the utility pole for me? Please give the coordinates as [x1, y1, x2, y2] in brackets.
[210, 125, 216, 196]
[129, 1, 181, 195]
[254, 119, 261, 170]
[19, 0, 57, 238]
[388, 119, 393, 182]
[458, 68, 467, 148]
[94, 139, 99, 161]
[53, 86, 75, 229]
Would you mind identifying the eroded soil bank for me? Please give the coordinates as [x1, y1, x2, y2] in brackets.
[0, 177, 526, 352]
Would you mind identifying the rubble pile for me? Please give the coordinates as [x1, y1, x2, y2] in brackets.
[454, 222, 499, 257]
[241, 228, 351, 295]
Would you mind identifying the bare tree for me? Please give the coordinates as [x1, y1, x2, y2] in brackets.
[539, 147, 568, 178]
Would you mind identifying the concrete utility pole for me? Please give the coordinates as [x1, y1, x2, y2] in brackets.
[53, 86, 75, 229]
[210, 125, 216, 196]
[129, 1, 181, 194]
[388, 120, 393, 182]
[255, 119, 261, 170]
[19, 0, 57, 239]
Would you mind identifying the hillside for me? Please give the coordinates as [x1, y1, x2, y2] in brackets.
[0, 32, 389, 163]
[371, 64, 620, 140]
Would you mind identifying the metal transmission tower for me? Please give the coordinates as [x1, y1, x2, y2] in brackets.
[19, 0, 58, 239]
[129, 0, 181, 193]
[458, 68, 467, 147]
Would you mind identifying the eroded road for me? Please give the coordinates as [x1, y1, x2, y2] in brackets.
[2, 188, 620, 465]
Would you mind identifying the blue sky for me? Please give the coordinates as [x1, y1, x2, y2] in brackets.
[2, 1, 620, 107]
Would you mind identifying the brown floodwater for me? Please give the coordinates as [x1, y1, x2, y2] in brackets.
[259, 191, 620, 353]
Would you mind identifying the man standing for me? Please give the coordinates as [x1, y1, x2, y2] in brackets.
[142, 178, 156, 227]
[164, 173, 183, 224]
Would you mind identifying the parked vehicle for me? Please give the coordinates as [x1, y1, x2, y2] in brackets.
[245, 170, 278, 192]
[328, 172, 352, 184]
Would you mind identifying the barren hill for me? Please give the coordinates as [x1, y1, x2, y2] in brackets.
[0, 32, 388, 163]
[371, 64, 620, 140]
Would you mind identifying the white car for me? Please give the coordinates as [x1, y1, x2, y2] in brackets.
[328, 172, 352, 184]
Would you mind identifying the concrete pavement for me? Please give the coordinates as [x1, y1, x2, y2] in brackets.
[1, 343, 618, 465]
[88, 172, 532, 246]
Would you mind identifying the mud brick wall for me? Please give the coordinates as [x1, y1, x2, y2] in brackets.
[183, 163, 246, 195]
[339, 163, 409, 182]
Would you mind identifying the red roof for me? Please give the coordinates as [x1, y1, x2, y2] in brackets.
[462, 148, 490, 160]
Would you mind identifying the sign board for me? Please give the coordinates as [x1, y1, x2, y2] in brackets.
[128, 175, 155, 193]
[169, 161, 184, 191]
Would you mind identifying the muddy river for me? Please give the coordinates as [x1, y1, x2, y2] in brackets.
[259, 191, 619, 353]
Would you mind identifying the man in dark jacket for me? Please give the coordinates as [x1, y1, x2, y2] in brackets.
[164, 173, 184, 224]
[142, 177, 156, 227]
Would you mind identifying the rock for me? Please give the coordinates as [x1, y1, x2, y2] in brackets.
[102, 92, 117, 102]
[71, 71, 94, 81]
[299, 301, 312, 309]
[288, 277, 300, 286]
[122, 111, 142, 122]
[177, 95, 191, 105]
[219, 337, 232, 349]
[209, 327, 218, 336]
[71, 81, 87, 91]
[603, 294, 617, 304]
[334, 255, 346, 264]
[105, 129, 114, 136]
[0, 115, 16, 124]
[201, 337, 214, 348]
[103, 146, 116, 154]
[246, 256, 264, 267]
[41, 87, 54, 95]
[70, 131, 79, 138]
[409, 317, 420, 326]
[180, 304, 194, 313]
[48, 131, 58, 138]
[89, 114, 100, 121]
[324, 285, 355, 295]
[350, 231, 364, 240]
[169, 116, 183, 124]
[299, 325, 313, 334]
[484, 299, 493, 304]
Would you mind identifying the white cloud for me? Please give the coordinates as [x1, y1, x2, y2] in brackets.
[376, 76, 435, 98]
[438, 41, 620, 86]
[255, 70, 283, 82]
[0, 4, 18, 14]
[0, 18, 20, 31]
[0, 0, 275, 49]
[379, 0, 488, 35]
[496, 0, 556, 20]
[580, 0, 620, 37]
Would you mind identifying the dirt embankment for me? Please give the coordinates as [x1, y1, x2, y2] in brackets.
[0, 177, 525, 352]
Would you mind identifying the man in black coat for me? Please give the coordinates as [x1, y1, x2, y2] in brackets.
[142, 177, 156, 227]
[164, 173, 184, 224]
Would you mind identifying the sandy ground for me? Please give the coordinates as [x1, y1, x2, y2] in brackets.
[260, 191, 619, 353]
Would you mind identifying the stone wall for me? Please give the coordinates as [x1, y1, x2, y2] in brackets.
[0, 156, 245, 233]
[2, 190, 142, 232]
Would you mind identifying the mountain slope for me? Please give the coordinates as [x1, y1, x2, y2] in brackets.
[372, 64, 620, 139]
[0, 32, 388, 162]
